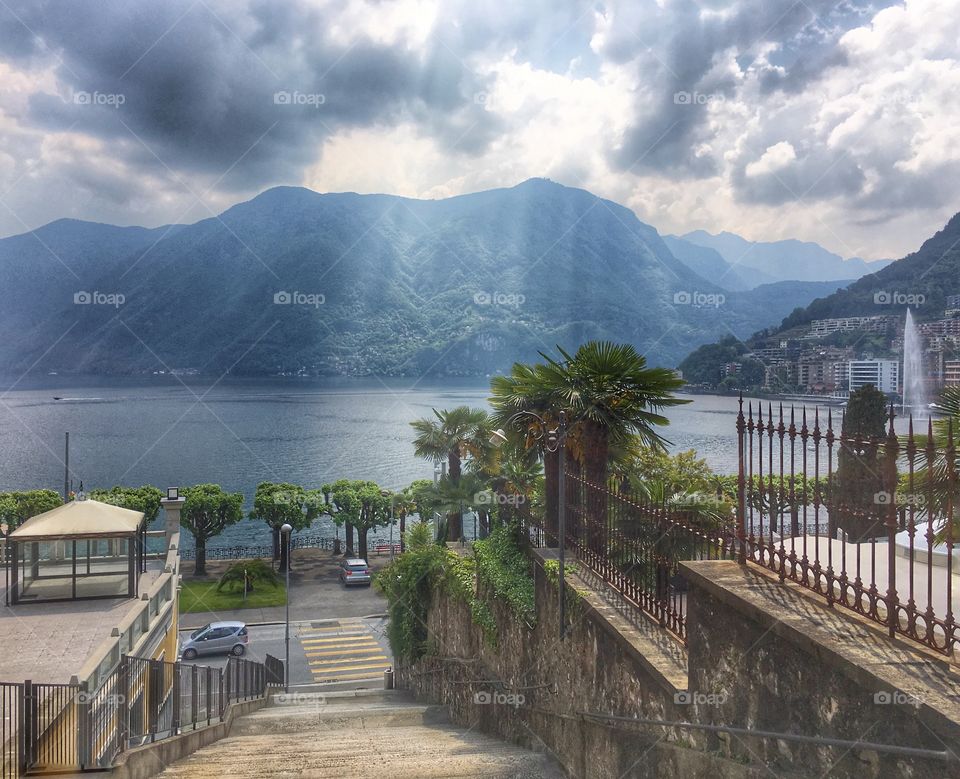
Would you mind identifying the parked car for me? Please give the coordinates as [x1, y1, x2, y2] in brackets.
[338, 558, 371, 586]
[180, 621, 248, 660]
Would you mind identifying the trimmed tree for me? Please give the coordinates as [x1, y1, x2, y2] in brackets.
[88, 485, 163, 524]
[0, 490, 63, 535]
[325, 480, 392, 560]
[249, 482, 319, 571]
[180, 484, 244, 576]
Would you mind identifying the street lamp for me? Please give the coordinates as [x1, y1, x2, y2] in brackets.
[380, 489, 395, 561]
[490, 410, 569, 641]
[280, 522, 292, 692]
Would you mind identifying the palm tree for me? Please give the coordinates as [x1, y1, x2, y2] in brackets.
[538, 342, 688, 550]
[411, 406, 490, 539]
[908, 387, 960, 542]
[491, 362, 564, 540]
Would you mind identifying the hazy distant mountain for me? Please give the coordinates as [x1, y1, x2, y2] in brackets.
[677, 229, 891, 284]
[661, 235, 775, 290]
[0, 179, 857, 377]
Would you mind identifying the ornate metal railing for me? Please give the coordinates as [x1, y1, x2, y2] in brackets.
[736, 398, 958, 655]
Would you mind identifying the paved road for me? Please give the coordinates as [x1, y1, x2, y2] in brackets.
[178, 615, 393, 687]
[178, 550, 389, 629]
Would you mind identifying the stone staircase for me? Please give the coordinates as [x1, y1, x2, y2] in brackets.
[156, 689, 565, 778]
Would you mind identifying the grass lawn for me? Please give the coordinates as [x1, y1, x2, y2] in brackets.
[179, 579, 287, 613]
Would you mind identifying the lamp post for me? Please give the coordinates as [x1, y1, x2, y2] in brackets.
[380, 490, 395, 561]
[490, 410, 569, 641]
[280, 522, 292, 692]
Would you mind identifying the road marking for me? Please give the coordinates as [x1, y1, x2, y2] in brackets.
[308, 661, 390, 672]
[300, 637, 377, 646]
[305, 647, 385, 658]
[309, 671, 385, 682]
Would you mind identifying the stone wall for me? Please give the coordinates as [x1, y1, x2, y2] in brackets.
[397, 550, 960, 778]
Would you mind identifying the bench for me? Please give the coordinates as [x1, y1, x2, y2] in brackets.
[373, 544, 401, 556]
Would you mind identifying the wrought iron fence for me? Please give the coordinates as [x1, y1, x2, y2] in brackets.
[737, 398, 958, 655]
[1, 683, 20, 779]
[0, 653, 281, 777]
[531, 472, 736, 643]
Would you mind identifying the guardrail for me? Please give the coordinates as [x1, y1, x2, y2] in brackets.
[74, 532, 182, 694]
[0, 653, 282, 777]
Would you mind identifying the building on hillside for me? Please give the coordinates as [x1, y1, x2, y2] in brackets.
[946, 294, 960, 311]
[807, 316, 896, 339]
[722, 362, 741, 378]
[944, 360, 960, 387]
[848, 359, 900, 395]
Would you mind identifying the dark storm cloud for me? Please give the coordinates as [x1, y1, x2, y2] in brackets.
[731, 146, 866, 205]
[603, 0, 897, 177]
[1, 0, 501, 189]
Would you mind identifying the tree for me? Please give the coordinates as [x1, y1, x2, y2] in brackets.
[490, 362, 562, 540]
[0, 490, 63, 535]
[325, 480, 392, 560]
[833, 385, 889, 540]
[88, 485, 163, 524]
[249, 482, 319, 571]
[910, 386, 960, 542]
[411, 406, 490, 540]
[180, 484, 244, 576]
[536, 342, 688, 549]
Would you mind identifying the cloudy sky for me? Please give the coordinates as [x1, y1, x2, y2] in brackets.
[0, 0, 957, 260]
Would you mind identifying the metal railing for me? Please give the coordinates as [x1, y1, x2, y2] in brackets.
[0, 653, 282, 777]
[546, 473, 735, 643]
[737, 399, 959, 655]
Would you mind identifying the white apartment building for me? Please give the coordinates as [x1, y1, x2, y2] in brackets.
[848, 359, 900, 395]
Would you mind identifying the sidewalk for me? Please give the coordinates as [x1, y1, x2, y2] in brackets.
[178, 547, 390, 629]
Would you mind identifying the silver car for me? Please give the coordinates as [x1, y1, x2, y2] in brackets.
[180, 621, 248, 660]
[338, 558, 371, 586]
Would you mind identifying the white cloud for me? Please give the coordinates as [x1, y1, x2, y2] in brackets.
[745, 142, 796, 177]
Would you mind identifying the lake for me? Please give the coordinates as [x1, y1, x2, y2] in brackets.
[0, 376, 766, 550]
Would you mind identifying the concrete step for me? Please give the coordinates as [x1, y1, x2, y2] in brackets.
[157, 689, 565, 778]
[157, 725, 564, 778]
[232, 701, 449, 735]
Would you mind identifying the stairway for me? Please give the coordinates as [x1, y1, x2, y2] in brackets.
[156, 689, 565, 778]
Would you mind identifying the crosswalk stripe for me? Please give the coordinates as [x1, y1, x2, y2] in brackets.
[305, 647, 385, 658]
[308, 660, 389, 672]
[301, 639, 377, 648]
[301, 633, 372, 640]
[300, 633, 371, 642]
[310, 671, 385, 682]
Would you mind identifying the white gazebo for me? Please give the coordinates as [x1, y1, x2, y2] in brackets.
[4, 497, 146, 604]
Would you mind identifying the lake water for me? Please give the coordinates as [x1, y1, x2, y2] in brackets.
[0, 376, 763, 550]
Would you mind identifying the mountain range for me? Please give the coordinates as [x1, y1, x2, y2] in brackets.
[0, 179, 875, 377]
[664, 231, 890, 289]
[679, 210, 960, 379]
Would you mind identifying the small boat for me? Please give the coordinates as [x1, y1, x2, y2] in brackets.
[52, 396, 62, 400]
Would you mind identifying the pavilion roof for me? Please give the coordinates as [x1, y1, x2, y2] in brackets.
[9, 498, 144, 541]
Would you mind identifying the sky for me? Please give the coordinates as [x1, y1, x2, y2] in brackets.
[0, 0, 957, 261]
